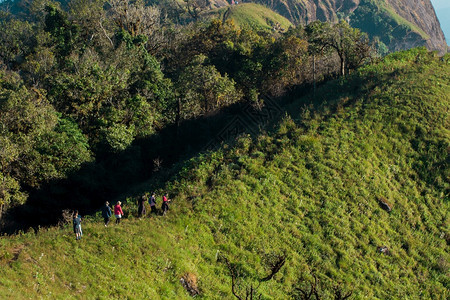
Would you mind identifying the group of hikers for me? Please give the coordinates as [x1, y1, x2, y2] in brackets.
[72, 193, 171, 240]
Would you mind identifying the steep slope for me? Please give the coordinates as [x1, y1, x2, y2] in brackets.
[0, 48, 448, 298]
[254, 0, 447, 53]
[384, 0, 446, 51]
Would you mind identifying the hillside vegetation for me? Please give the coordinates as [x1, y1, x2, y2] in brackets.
[205, 3, 293, 31]
[0, 48, 448, 299]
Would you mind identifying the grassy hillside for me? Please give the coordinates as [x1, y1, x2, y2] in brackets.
[0, 48, 449, 299]
[205, 3, 293, 31]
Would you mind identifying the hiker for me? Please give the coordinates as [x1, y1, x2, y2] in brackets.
[138, 195, 147, 218]
[161, 193, 170, 215]
[148, 193, 157, 215]
[114, 201, 124, 224]
[102, 201, 112, 226]
[73, 210, 82, 240]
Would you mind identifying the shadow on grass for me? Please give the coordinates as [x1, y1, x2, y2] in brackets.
[0, 88, 303, 233]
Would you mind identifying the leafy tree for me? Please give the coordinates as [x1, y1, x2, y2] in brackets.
[262, 31, 309, 96]
[176, 54, 242, 121]
[0, 69, 91, 213]
[69, 0, 113, 50]
[46, 49, 126, 136]
[178, 20, 269, 101]
[0, 12, 35, 70]
[35, 114, 92, 177]
[44, 4, 81, 58]
[307, 20, 373, 76]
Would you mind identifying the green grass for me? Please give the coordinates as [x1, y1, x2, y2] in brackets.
[0, 48, 449, 299]
[205, 3, 293, 31]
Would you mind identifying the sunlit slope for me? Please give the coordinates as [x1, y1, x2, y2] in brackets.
[205, 3, 293, 31]
[0, 48, 448, 299]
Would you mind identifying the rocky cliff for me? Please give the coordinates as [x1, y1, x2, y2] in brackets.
[257, 0, 447, 54]
[383, 0, 446, 53]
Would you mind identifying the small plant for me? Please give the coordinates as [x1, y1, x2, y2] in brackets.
[293, 273, 353, 300]
[221, 255, 262, 300]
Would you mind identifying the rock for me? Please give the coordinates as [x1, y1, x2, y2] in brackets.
[377, 246, 391, 255]
[180, 272, 200, 296]
[377, 197, 392, 213]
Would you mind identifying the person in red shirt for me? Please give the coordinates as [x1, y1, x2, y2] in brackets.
[161, 193, 170, 216]
[114, 201, 124, 224]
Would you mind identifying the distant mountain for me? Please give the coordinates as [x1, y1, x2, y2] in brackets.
[252, 0, 447, 53]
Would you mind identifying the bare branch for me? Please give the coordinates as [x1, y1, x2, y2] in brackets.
[99, 19, 114, 47]
[334, 283, 353, 300]
[222, 256, 243, 300]
[261, 254, 286, 281]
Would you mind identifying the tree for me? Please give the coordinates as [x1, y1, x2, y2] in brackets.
[175, 54, 242, 121]
[184, 0, 210, 21]
[44, 4, 81, 58]
[0, 69, 91, 215]
[108, 0, 161, 37]
[219, 253, 286, 300]
[46, 43, 173, 151]
[307, 20, 373, 76]
[292, 273, 353, 300]
[69, 0, 114, 49]
[0, 12, 35, 70]
[262, 31, 309, 96]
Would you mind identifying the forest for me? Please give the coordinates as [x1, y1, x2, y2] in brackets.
[0, 0, 374, 229]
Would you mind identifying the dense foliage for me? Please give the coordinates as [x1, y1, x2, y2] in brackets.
[0, 0, 373, 220]
[0, 49, 448, 298]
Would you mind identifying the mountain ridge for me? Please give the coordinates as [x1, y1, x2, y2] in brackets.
[251, 0, 447, 53]
[1, 0, 447, 53]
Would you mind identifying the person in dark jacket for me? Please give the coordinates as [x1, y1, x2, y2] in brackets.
[73, 210, 82, 240]
[148, 193, 157, 215]
[102, 201, 112, 227]
[138, 195, 147, 218]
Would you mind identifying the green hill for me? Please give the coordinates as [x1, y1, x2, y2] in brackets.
[204, 3, 293, 31]
[0, 48, 449, 298]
